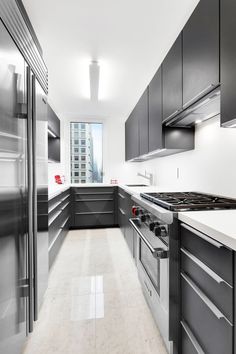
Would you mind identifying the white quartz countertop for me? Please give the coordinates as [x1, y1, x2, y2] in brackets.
[48, 183, 161, 199]
[179, 210, 236, 251]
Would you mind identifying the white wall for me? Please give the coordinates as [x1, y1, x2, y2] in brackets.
[138, 115, 236, 198]
[49, 114, 236, 198]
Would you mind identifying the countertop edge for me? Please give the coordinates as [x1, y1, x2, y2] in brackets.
[178, 212, 236, 251]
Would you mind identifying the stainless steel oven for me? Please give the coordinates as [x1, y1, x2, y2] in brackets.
[129, 196, 174, 354]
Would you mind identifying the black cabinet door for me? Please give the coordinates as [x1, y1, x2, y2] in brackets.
[183, 0, 220, 108]
[148, 67, 163, 152]
[220, 0, 236, 127]
[125, 109, 139, 161]
[162, 34, 182, 122]
[138, 88, 148, 156]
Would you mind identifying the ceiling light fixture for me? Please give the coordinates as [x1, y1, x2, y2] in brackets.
[89, 60, 100, 101]
[195, 119, 202, 125]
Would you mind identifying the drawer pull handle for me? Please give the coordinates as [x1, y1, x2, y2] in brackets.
[181, 223, 223, 248]
[181, 321, 205, 354]
[119, 208, 125, 215]
[118, 193, 125, 199]
[181, 272, 233, 326]
[181, 248, 233, 288]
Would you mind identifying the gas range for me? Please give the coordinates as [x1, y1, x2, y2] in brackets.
[140, 191, 236, 212]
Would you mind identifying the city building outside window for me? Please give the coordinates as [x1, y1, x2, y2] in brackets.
[70, 122, 103, 183]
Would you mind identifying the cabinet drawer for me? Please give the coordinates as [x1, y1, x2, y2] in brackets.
[180, 223, 233, 285]
[74, 213, 114, 228]
[181, 248, 233, 322]
[72, 187, 115, 195]
[74, 200, 114, 213]
[181, 321, 203, 354]
[181, 273, 233, 354]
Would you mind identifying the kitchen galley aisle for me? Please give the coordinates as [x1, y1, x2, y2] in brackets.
[22, 228, 168, 354]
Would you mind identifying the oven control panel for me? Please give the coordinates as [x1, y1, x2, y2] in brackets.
[132, 205, 169, 244]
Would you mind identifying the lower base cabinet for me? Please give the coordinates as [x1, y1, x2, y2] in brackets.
[179, 223, 234, 354]
[118, 188, 135, 257]
[71, 187, 117, 228]
[48, 189, 71, 268]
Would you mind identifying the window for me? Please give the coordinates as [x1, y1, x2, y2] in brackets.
[70, 122, 103, 183]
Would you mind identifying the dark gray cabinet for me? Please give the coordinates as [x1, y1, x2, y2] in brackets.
[71, 187, 117, 228]
[48, 189, 71, 268]
[220, 0, 236, 127]
[182, 0, 220, 108]
[162, 34, 182, 122]
[125, 110, 139, 161]
[180, 223, 234, 354]
[48, 104, 61, 162]
[118, 188, 134, 257]
[138, 88, 149, 156]
[148, 67, 162, 152]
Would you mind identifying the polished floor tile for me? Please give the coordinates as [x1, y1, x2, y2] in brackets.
[22, 228, 168, 354]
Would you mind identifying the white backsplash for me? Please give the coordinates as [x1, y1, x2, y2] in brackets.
[138, 115, 236, 198]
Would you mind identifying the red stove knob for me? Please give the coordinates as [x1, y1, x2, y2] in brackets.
[132, 206, 143, 216]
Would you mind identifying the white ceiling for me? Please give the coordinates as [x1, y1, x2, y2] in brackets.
[23, 0, 199, 121]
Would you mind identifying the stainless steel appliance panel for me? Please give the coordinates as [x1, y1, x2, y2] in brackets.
[33, 78, 48, 318]
[0, 19, 28, 354]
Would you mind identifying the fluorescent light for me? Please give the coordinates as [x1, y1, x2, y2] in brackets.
[195, 119, 202, 124]
[48, 128, 57, 138]
[89, 61, 100, 101]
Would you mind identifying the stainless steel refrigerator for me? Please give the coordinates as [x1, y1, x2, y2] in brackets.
[0, 16, 48, 354]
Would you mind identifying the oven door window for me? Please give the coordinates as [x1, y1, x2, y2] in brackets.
[140, 239, 160, 295]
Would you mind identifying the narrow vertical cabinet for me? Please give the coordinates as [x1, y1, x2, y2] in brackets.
[182, 0, 220, 108]
[162, 34, 182, 122]
[138, 88, 149, 156]
[220, 0, 236, 127]
[148, 67, 163, 152]
[125, 109, 139, 161]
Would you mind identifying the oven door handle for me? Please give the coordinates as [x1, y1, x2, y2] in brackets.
[129, 218, 168, 259]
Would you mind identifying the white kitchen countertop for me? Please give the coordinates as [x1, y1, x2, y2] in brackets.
[178, 210, 236, 251]
[49, 183, 161, 199]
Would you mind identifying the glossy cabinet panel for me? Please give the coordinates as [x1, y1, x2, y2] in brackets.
[220, 0, 236, 127]
[138, 88, 149, 156]
[162, 34, 182, 122]
[183, 0, 220, 108]
[148, 67, 163, 152]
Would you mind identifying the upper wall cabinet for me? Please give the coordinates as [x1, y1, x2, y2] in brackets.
[149, 67, 163, 153]
[162, 34, 182, 122]
[220, 0, 236, 127]
[138, 88, 149, 156]
[125, 109, 139, 161]
[48, 105, 61, 162]
[182, 0, 220, 108]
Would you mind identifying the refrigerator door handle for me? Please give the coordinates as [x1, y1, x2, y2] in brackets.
[32, 74, 38, 321]
[26, 66, 34, 333]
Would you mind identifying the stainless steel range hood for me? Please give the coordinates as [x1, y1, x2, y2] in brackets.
[164, 86, 220, 127]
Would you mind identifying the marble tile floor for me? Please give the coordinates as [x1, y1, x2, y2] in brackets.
[22, 228, 168, 354]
